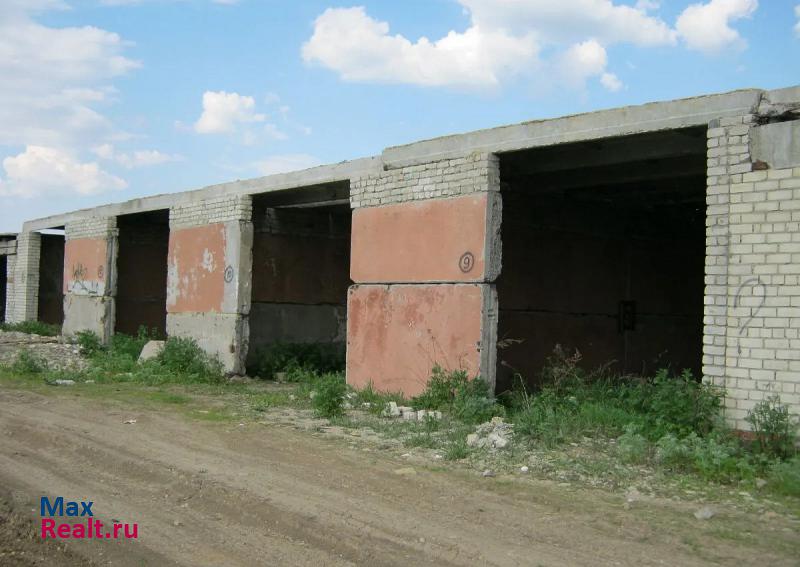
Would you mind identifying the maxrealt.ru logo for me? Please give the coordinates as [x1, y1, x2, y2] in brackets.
[40, 497, 138, 540]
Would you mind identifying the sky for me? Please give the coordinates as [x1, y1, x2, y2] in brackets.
[0, 0, 798, 232]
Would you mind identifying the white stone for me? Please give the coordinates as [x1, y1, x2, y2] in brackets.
[138, 340, 165, 362]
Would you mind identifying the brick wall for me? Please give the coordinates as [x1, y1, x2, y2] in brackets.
[704, 116, 800, 429]
[350, 152, 499, 208]
[6, 232, 41, 323]
[65, 217, 117, 241]
[169, 195, 252, 230]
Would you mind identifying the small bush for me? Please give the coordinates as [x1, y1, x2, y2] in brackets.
[249, 342, 345, 379]
[311, 372, 347, 418]
[766, 457, 800, 497]
[656, 433, 754, 483]
[11, 350, 47, 374]
[413, 366, 504, 425]
[746, 395, 798, 459]
[76, 330, 104, 357]
[154, 337, 223, 381]
[617, 424, 650, 464]
[0, 321, 60, 337]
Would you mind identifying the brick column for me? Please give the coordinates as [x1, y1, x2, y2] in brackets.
[62, 217, 118, 341]
[4, 253, 16, 323]
[347, 152, 501, 396]
[704, 112, 800, 430]
[166, 195, 253, 374]
[6, 232, 41, 323]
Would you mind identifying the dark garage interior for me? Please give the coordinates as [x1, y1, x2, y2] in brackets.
[37, 232, 65, 327]
[248, 182, 352, 368]
[115, 210, 170, 336]
[495, 127, 707, 391]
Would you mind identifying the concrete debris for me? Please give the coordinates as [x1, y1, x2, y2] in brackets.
[693, 507, 716, 520]
[466, 417, 513, 451]
[482, 469, 495, 478]
[382, 402, 441, 421]
[53, 379, 75, 386]
[755, 478, 767, 489]
[137, 340, 165, 362]
[520, 466, 529, 473]
[124, 419, 137, 425]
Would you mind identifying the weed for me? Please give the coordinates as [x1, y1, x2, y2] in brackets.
[443, 432, 470, 461]
[746, 395, 798, 459]
[76, 330, 104, 356]
[766, 456, 800, 497]
[413, 366, 504, 425]
[248, 342, 345, 379]
[311, 372, 347, 418]
[617, 424, 650, 464]
[154, 338, 223, 382]
[11, 350, 47, 374]
[0, 321, 60, 337]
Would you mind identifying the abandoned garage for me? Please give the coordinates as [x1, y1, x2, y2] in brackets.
[3, 85, 799, 432]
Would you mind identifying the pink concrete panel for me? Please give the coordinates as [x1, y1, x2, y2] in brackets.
[64, 238, 108, 295]
[347, 284, 483, 396]
[167, 224, 226, 313]
[350, 194, 488, 283]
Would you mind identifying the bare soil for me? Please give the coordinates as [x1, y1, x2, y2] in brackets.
[0, 387, 798, 566]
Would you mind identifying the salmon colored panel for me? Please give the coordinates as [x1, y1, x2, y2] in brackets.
[351, 194, 487, 283]
[346, 284, 482, 397]
[167, 224, 226, 313]
[64, 238, 108, 296]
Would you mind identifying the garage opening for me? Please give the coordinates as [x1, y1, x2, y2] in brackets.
[248, 182, 352, 373]
[0, 255, 6, 322]
[37, 231, 65, 327]
[496, 127, 707, 391]
[115, 210, 169, 336]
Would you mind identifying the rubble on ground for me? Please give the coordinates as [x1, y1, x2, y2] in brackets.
[0, 331, 87, 371]
[466, 417, 513, 450]
[382, 401, 442, 421]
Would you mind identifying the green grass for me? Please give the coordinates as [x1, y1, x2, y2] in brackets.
[0, 321, 61, 336]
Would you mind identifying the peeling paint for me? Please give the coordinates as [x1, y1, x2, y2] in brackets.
[166, 224, 227, 313]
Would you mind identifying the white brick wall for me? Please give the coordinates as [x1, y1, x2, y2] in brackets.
[65, 216, 117, 241]
[4, 254, 15, 323]
[350, 151, 500, 208]
[170, 195, 252, 229]
[704, 115, 800, 429]
[6, 232, 41, 323]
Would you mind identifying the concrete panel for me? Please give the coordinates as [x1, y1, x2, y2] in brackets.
[346, 284, 491, 396]
[64, 238, 110, 296]
[167, 312, 248, 374]
[351, 194, 494, 283]
[167, 224, 226, 313]
[751, 121, 800, 170]
[62, 294, 114, 339]
[248, 303, 346, 351]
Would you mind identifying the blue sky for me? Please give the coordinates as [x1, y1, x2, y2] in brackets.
[0, 0, 798, 232]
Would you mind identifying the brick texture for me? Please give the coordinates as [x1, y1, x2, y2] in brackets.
[350, 152, 499, 208]
[704, 115, 800, 429]
[6, 232, 41, 323]
[170, 195, 252, 229]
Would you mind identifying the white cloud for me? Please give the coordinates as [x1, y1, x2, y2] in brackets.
[254, 154, 322, 176]
[676, 0, 758, 54]
[795, 5, 800, 37]
[194, 91, 266, 134]
[304, 1, 759, 91]
[0, 3, 139, 148]
[601, 72, 624, 92]
[302, 6, 538, 88]
[91, 143, 182, 169]
[0, 146, 127, 198]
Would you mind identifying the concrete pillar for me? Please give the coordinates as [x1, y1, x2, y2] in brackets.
[166, 195, 253, 374]
[6, 232, 41, 323]
[703, 88, 800, 429]
[347, 152, 501, 396]
[62, 217, 118, 341]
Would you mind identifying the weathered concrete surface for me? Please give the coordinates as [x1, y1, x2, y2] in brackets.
[166, 312, 248, 373]
[346, 284, 494, 396]
[64, 238, 110, 297]
[167, 224, 226, 313]
[351, 193, 500, 283]
[62, 294, 114, 340]
[751, 121, 800, 170]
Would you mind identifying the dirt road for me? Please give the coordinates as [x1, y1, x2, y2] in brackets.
[0, 387, 797, 566]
